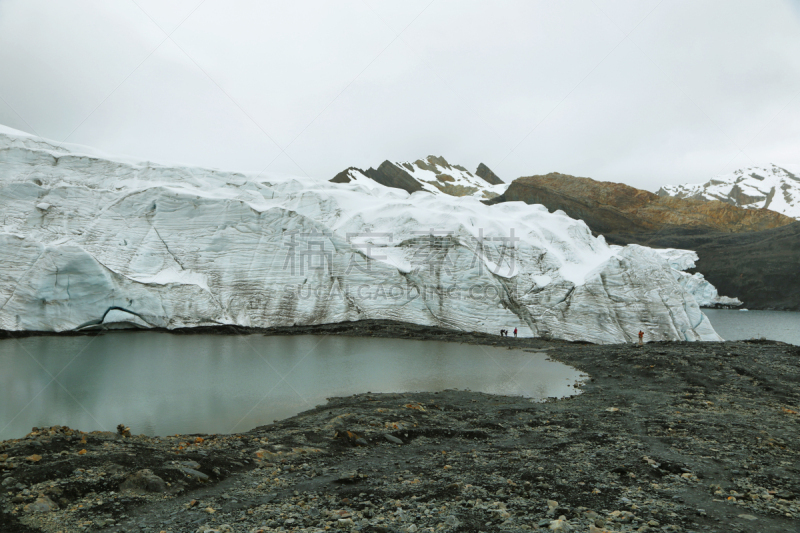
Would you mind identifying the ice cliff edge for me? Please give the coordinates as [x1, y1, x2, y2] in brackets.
[0, 127, 721, 343]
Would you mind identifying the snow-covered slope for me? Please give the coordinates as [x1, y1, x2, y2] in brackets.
[0, 127, 721, 343]
[658, 164, 800, 219]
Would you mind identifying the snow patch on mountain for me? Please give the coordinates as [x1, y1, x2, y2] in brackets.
[331, 156, 506, 200]
[0, 126, 722, 342]
[658, 164, 800, 219]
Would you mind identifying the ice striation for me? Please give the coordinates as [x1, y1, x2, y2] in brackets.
[652, 249, 742, 308]
[0, 126, 721, 343]
[658, 164, 800, 219]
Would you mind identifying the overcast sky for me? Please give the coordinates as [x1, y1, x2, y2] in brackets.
[1, 0, 798, 190]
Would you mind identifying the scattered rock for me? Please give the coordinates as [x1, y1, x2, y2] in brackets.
[385, 434, 403, 445]
[24, 495, 58, 513]
[120, 469, 168, 493]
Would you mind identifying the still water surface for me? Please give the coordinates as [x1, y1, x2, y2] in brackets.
[704, 309, 800, 345]
[0, 333, 585, 440]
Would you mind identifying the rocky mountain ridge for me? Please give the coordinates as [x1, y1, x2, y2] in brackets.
[331, 156, 505, 199]
[486, 172, 795, 234]
[658, 164, 800, 220]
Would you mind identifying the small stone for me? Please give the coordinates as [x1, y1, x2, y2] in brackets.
[181, 467, 210, 482]
[24, 495, 58, 513]
[738, 514, 758, 521]
[385, 434, 403, 445]
[1, 477, 16, 487]
[25, 454, 42, 462]
[444, 515, 460, 527]
[120, 469, 167, 493]
[549, 518, 571, 531]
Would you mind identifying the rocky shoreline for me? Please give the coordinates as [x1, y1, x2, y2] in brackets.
[1, 321, 799, 533]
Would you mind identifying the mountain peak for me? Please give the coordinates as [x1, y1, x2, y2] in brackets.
[658, 164, 800, 219]
[476, 163, 503, 185]
[330, 157, 507, 199]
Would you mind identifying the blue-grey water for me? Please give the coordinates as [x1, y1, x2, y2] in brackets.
[0, 333, 584, 441]
[704, 309, 800, 345]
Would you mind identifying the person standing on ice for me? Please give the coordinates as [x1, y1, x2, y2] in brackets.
[514, 327, 517, 338]
[638, 331, 644, 346]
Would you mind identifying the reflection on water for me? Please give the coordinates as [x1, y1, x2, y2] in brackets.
[0, 333, 585, 440]
[704, 309, 800, 345]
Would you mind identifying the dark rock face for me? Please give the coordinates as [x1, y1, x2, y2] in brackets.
[365, 161, 425, 194]
[329, 162, 425, 194]
[476, 162, 504, 185]
[487, 172, 799, 310]
[330, 167, 361, 184]
[606, 223, 800, 311]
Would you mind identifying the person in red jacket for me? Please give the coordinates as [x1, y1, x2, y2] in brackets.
[638, 330, 644, 346]
[514, 327, 517, 337]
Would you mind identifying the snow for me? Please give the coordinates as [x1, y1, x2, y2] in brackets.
[392, 157, 508, 199]
[0, 127, 723, 343]
[340, 156, 507, 200]
[659, 164, 800, 219]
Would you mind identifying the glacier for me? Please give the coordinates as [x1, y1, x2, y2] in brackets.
[652, 249, 742, 308]
[0, 126, 722, 343]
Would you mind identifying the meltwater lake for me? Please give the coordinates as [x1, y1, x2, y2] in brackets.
[1, 310, 797, 441]
[703, 309, 800, 346]
[0, 334, 585, 441]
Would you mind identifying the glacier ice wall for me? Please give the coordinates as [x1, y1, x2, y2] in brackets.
[0, 128, 721, 343]
[652, 249, 742, 308]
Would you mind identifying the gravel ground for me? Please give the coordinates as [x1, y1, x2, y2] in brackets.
[1, 321, 799, 533]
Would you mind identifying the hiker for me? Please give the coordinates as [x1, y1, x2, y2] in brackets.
[500, 329, 504, 337]
[514, 327, 518, 338]
[638, 330, 644, 346]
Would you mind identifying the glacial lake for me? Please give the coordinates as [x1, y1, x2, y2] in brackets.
[704, 309, 800, 345]
[0, 333, 585, 441]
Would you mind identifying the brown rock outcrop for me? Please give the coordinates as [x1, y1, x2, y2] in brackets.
[486, 172, 793, 234]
